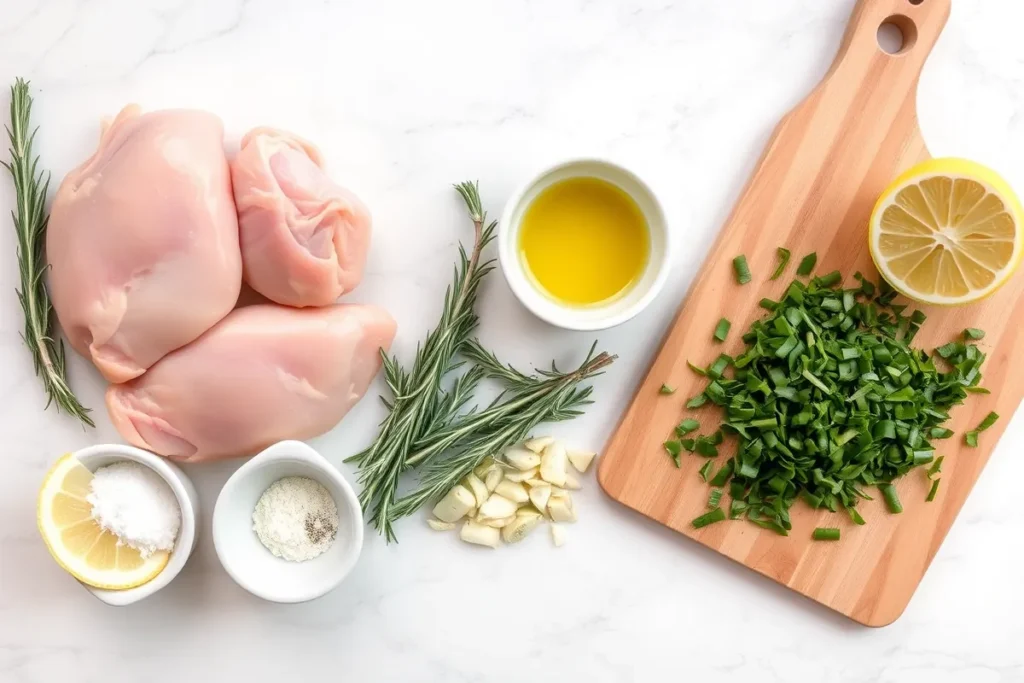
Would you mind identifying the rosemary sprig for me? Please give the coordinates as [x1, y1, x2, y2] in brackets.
[349, 181, 496, 541]
[3, 79, 92, 426]
[389, 344, 615, 521]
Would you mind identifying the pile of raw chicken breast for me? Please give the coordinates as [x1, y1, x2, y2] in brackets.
[48, 106, 396, 462]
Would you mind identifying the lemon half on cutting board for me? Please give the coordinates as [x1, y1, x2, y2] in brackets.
[869, 158, 1023, 305]
[37, 454, 169, 590]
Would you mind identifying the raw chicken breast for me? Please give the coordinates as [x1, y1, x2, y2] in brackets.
[105, 304, 396, 462]
[230, 127, 372, 307]
[48, 105, 241, 383]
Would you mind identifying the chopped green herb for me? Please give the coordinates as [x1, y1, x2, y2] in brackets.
[965, 411, 999, 447]
[927, 455, 944, 480]
[879, 483, 903, 514]
[713, 317, 732, 342]
[664, 440, 682, 467]
[676, 419, 700, 436]
[687, 360, 707, 376]
[770, 247, 792, 280]
[812, 527, 840, 541]
[759, 297, 779, 311]
[686, 393, 708, 409]
[963, 328, 985, 340]
[659, 383, 675, 395]
[672, 269, 988, 538]
[692, 508, 727, 529]
[698, 460, 714, 482]
[795, 252, 817, 277]
[732, 255, 752, 285]
[926, 478, 940, 502]
[707, 488, 723, 508]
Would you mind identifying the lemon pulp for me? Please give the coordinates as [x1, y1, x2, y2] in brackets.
[519, 177, 649, 306]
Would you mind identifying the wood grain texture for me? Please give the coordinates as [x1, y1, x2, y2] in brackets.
[598, 0, 1024, 627]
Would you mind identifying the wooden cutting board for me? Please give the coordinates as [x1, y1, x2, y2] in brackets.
[598, 0, 1024, 627]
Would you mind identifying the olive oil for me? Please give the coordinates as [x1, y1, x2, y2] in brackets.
[519, 177, 649, 306]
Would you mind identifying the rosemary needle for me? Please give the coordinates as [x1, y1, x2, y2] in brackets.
[3, 79, 92, 426]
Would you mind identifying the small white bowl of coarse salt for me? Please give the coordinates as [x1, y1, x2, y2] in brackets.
[212, 440, 364, 603]
[70, 444, 199, 606]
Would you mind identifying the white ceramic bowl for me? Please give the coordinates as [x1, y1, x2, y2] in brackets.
[499, 158, 671, 330]
[212, 440, 364, 603]
[71, 443, 199, 606]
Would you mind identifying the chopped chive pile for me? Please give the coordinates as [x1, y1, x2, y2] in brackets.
[665, 269, 988, 537]
[659, 383, 675, 395]
[733, 255, 752, 284]
[713, 317, 732, 342]
[796, 252, 817, 277]
[771, 247, 791, 280]
[812, 527, 840, 541]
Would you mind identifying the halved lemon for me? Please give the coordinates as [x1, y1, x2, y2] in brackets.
[868, 158, 1023, 305]
[37, 454, 168, 590]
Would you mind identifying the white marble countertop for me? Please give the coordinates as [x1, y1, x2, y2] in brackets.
[2, 1, 1023, 681]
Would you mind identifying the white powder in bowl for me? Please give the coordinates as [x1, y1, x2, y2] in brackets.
[252, 476, 338, 562]
[87, 461, 181, 558]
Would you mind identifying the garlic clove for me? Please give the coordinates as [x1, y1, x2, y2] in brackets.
[478, 494, 518, 520]
[550, 524, 566, 547]
[504, 467, 538, 483]
[481, 515, 516, 528]
[504, 447, 541, 471]
[547, 495, 576, 523]
[432, 484, 476, 523]
[463, 473, 490, 508]
[567, 449, 596, 473]
[528, 484, 552, 513]
[460, 521, 500, 548]
[549, 486, 570, 500]
[539, 442, 567, 486]
[484, 467, 503, 493]
[494, 479, 529, 504]
[502, 513, 542, 544]
[427, 518, 456, 531]
[524, 436, 555, 453]
[516, 505, 543, 519]
[473, 455, 496, 478]
[524, 478, 547, 488]
[563, 471, 582, 490]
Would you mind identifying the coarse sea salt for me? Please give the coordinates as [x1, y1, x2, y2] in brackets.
[87, 461, 181, 558]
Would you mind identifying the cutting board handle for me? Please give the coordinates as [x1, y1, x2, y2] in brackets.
[830, 0, 951, 86]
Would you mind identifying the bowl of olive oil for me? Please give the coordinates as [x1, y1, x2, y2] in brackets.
[499, 159, 669, 330]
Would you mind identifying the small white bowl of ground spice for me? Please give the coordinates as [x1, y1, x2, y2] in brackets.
[212, 440, 363, 603]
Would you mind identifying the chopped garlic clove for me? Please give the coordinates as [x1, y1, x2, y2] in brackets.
[432, 484, 476, 523]
[463, 473, 490, 508]
[524, 478, 547, 488]
[502, 513, 542, 543]
[481, 515, 515, 528]
[427, 518, 456, 531]
[460, 522, 500, 548]
[549, 486, 569, 500]
[567, 449, 596, 473]
[478, 494, 518, 520]
[539, 442, 567, 486]
[504, 467, 538, 483]
[551, 524, 566, 547]
[494, 479, 529, 504]
[504, 447, 541, 471]
[528, 484, 552, 513]
[547, 495, 576, 523]
[516, 505, 543, 520]
[484, 467, 503, 493]
[473, 456, 496, 478]
[563, 471, 582, 490]
[524, 436, 555, 453]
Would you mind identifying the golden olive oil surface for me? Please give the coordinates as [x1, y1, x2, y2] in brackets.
[519, 177, 649, 306]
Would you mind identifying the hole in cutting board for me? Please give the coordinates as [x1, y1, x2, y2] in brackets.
[876, 15, 918, 55]
[909, 0, 924, 5]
